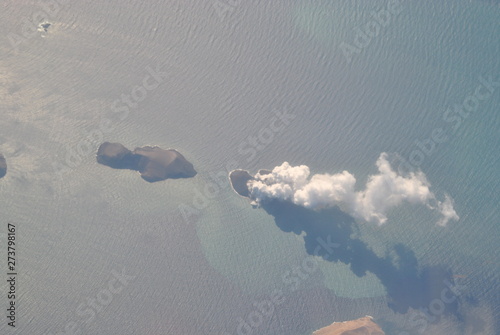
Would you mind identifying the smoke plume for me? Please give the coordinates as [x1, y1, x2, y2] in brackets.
[247, 153, 459, 225]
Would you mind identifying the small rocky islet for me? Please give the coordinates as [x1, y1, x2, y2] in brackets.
[228, 168, 271, 198]
[312, 316, 384, 335]
[228, 169, 254, 197]
[96, 142, 196, 182]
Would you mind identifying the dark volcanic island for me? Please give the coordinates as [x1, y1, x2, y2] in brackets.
[0, 154, 6, 179]
[228, 169, 254, 197]
[97, 142, 196, 182]
[229, 168, 271, 198]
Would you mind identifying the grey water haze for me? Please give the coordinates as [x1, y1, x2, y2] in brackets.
[0, 1, 498, 334]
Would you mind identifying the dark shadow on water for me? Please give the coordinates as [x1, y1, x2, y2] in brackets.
[260, 199, 462, 318]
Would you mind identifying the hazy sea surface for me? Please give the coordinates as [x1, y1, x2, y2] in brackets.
[0, 1, 498, 334]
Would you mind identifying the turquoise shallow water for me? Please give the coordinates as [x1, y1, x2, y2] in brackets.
[0, 0, 498, 334]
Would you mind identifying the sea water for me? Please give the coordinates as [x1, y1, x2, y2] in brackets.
[0, 0, 498, 334]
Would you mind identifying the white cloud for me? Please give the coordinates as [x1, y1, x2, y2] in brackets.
[436, 194, 460, 226]
[247, 153, 459, 226]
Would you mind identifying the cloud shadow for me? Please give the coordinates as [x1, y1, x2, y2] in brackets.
[259, 198, 463, 318]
